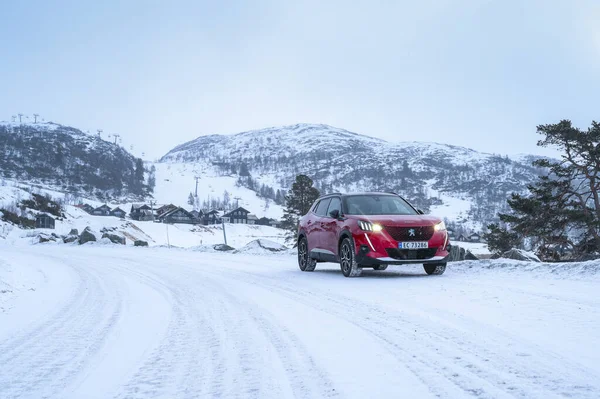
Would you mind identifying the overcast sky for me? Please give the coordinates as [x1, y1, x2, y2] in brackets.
[1, 0, 599, 159]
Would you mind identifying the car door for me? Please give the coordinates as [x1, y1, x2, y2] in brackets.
[322, 197, 342, 256]
[310, 198, 331, 257]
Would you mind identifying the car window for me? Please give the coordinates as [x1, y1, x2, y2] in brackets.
[343, 195, 417, 215]
[326, 197, 341, 217]
[315, 198, 332, 216]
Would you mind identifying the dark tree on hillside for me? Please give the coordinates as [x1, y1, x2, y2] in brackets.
[239, 162, 250, 177]
[499, 120, 600, 258]
[483, 223, 522, 255]
[280, 174, 320, 244]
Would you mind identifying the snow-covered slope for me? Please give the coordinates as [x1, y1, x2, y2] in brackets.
[160, 123, 545, 231]
[0, 121, 151, 201]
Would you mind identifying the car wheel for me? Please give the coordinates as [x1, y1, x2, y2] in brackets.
[339, 237, 362, 277]
[424, 263, 446, 275]
[298, 237, 316, 272]
[373, 265, 388, 271]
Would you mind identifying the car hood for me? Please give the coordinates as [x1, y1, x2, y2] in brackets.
[346, 214, 442, 226]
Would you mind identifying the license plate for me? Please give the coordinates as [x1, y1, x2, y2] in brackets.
[398, 241, 428, 249]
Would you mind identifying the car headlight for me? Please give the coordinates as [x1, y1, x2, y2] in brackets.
[434, 221, 446, 232]
[358, 220, 383, 232]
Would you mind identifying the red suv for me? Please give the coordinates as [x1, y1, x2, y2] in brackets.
[297, 192, 450, 277]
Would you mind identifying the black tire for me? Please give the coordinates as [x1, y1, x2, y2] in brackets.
[298, 237, 317, 272]
[339, 237, 362, 277]
[373, 265, 388, 271]
[424, 263, 446, 275]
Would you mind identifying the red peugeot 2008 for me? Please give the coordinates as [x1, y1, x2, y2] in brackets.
[297, 192, 451, 277]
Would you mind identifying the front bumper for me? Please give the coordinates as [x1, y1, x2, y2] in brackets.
[353, 230, 450, 266]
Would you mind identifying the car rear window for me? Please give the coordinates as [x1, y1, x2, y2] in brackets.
[315, 198, 332, 216]
[343, 195, 417, 215]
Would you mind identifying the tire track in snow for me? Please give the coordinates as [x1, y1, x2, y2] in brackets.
[0, 254, 124, 399]
[109, 256, 338, 399]
[205, 262, 600, 399]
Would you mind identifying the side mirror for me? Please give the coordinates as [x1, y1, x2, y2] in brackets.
[329, 209, 340, 219]
[417, 209, 425, 215]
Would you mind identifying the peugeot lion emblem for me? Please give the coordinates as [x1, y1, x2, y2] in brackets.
[408, 228, 416, 237]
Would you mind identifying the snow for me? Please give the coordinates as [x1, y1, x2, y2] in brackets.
[233, 239, 288, 254]
[1, 244, 599, 398]
[152, 162, 284, 220]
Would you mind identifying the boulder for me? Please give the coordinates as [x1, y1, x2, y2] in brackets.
[134, 240, 149, 247]
[38, 233, 56, 243]
[78, 227, 97, 245]
[63, 234, 78, 244]
[233, 239, 288, 254]
[213, 243, 235, 252]
[501, 249, 541, 262]
[448, 245, 461, 262]
[68, 228, 79, 236]
[465, 250, 479, 261]
[102, 233, 126, 245]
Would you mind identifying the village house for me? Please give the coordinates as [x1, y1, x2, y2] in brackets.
[155, 204, 178, 219]
[110, 207, 126, 218]
[222, 207, 250, 224]
[468, 233, 481, 243]
[247, 214, 258, 225]
[201, 210, 221, 225]
[77, 203, 95, 214]
[456, 234, 467, 242]
[92, 204, 112, 216]
[158, 207, 197, 224]
[35, 213, 55, 229]
[269, 219, 282, 228]
[130, 204, 154, 221]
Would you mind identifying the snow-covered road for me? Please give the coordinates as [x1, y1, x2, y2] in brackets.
[1, 245, 599, 399]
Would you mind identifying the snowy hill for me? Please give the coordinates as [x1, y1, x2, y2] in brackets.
[160, 123, 545, 230]
[0, 121, 153, 201]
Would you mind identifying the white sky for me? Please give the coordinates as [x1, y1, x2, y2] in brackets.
[1, 0, 599, 159]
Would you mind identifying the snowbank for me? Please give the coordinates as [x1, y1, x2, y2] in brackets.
[233, 239, 288, 255]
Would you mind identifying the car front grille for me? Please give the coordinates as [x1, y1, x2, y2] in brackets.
[386, 248, 437, 260]
[384, 225, 434, 241]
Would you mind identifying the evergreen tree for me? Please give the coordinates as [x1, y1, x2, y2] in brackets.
[499, 120, 600, 257]
[280, 174, 320, 244]
[239, 162, 250, 177]
[188, 192, 195, 206]
[483, 224, 522, 255]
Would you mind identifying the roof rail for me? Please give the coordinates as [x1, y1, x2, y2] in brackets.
[320, 192, 342, 197]
[386, 191, 398, 195]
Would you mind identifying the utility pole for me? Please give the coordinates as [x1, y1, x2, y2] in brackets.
[234, 196, 241, 208]
[222, 219, 228, 245]
[18, 113, 23, 123]
[113, 134, 120, 144]
[11, 115, 16, 123]
[194, 177, 200, 197]
[97, 129, 103, 138]
[149, 200, 156, 221]
[33, 114, 39, 123]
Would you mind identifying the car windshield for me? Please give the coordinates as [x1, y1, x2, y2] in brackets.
[343, 195, 418, 215]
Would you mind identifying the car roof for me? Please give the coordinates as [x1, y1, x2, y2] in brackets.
[317, 192, 398, 200]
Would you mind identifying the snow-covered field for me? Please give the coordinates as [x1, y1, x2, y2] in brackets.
[1, 245, 599, 399]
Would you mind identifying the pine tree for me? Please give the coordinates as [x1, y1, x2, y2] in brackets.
[239, 162, 250, 177]
[188, 192, 195, 206]
[499, 120, 600, 258]
[483, 224, 522, 255]
[280, 174, 320, 244]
